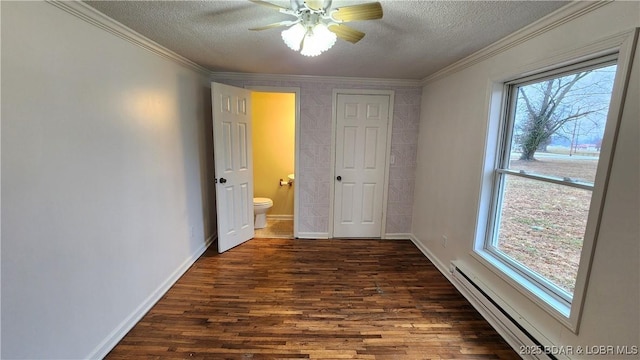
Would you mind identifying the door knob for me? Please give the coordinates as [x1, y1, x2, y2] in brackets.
[336, 176, 342, 181]
[219, 178, 227, 184]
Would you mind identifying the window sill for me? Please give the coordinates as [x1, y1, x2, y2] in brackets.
[471, 249, 577, 332]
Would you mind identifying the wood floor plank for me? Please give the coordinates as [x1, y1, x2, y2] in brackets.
[106, 239, 520, 359]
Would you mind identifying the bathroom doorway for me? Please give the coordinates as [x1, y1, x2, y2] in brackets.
[248, 86, 300, 239]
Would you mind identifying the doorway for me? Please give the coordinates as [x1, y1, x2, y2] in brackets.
[248, 86, 300, 239]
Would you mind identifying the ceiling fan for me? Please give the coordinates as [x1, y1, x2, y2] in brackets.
[249, 0, 383, 56]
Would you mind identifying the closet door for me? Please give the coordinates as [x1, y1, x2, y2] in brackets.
[333, 93, 391, 238]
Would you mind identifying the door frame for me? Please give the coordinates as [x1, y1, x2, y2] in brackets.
[245, 86, 301, 238]
[329, 89, 395, 239]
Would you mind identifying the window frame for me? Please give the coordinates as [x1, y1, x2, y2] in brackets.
[473, 29, 638, 334]
[486, 55, 618, 306]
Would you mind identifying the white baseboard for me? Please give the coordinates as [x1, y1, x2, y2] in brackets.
[408, 234, 452, 280]
[87, 234, 216, 359]
[296, 233, 413, 240]
[384, 233, 413, 240]
[267, 214, 293, 220]
[297, 232, 330, 239]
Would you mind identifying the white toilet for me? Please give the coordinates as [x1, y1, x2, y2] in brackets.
[253, 197, 273, 229]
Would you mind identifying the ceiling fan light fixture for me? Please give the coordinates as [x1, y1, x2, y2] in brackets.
[300, 23, 336, 57]
[281, 23, 306, 51]
[281, 21, 336, 57]
[253, 0, 383, 57]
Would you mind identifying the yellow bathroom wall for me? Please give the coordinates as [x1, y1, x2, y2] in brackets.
[252, 92, 295, 216]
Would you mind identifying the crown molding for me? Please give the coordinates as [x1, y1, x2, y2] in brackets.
[46, 1, 607, 89]
[211, 72, 423, 88]
[421, 1, 612, 85]
[47, 1, 422, 87]
[46, 0, 211, 77]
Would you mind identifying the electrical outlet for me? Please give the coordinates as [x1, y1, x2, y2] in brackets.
[441, 235, 448, 248]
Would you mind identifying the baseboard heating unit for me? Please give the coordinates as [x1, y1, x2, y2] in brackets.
[449, 262, 555, 360]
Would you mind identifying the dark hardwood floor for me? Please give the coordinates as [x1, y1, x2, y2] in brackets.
[106, 238, 520, 359]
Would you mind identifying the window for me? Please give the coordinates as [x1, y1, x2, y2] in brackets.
[479, 56, 619, 319]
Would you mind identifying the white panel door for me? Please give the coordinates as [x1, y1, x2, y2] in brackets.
[333, 94, 390, 238]
[212, 82, 254, 253]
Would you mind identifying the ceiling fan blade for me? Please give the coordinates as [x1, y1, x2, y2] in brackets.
[290, 0, 303, 11]
[328, 24, 365, 44]
[249, 0, 289, 11]
[249, 20, 296, 31]
[331, 2, 383, 22]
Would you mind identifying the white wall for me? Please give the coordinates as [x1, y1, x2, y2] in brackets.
[1, 2, 215, 358]
[413, 2, 639, 358]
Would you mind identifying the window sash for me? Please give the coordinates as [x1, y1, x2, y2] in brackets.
[498, 55, 618, 177]
[484, 56, 617, 308]
[495, 169, 594, 190]
[487, 172, 580, 305]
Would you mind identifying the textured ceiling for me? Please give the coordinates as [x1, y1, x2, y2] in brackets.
[85, 0, 569, 80]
